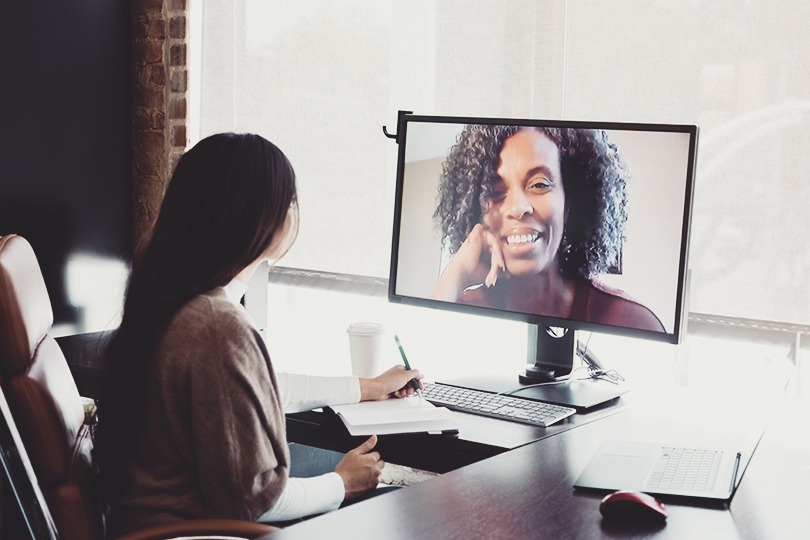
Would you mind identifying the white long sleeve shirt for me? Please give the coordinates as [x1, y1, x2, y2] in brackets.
[223, 279, 360, 521]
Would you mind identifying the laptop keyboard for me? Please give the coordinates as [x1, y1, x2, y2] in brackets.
[421, 383, 576, 427]
[645, 447, 724, 492]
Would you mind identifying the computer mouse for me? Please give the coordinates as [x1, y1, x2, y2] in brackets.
[599, 490, 668, 522]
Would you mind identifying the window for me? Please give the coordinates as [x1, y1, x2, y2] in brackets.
[191, 1, 810, 336]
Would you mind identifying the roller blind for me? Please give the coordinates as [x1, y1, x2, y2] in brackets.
[193, 0, 810, 326]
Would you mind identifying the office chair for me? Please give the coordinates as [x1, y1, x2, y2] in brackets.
[0, 234, 278, 540]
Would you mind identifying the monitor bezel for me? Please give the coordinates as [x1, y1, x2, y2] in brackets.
[388, 113, 698, 346]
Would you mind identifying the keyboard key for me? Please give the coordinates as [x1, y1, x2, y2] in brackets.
[644, 446, 724, 493]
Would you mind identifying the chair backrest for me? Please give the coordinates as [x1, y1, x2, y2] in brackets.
[0, 378, 58, 539]
[0, 234, 104, 540]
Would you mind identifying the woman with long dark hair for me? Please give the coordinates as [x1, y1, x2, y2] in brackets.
[93, 133, 421, 536]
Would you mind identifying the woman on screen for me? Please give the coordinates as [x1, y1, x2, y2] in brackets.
[94, 133, 422, 536]
[431, 125, 664, 332]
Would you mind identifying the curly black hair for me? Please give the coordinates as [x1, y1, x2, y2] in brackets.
[434, 124, 629, 280]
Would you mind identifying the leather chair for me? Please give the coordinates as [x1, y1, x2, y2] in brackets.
[0, 234, 278, 540]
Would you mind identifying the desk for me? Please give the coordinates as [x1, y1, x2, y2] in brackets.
[286, 392, 626, 473]
[274, 393, 808, 539]
[60, 331, 809, 539]
[730, 392, 810, 537]
[271, 334, 808, 540]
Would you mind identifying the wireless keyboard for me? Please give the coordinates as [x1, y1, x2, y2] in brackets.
[421, 382, 576, 427]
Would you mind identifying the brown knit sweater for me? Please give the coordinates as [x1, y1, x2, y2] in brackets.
[106, 288, 289, 538]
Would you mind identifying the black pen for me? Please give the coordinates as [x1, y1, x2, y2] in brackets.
[729, 452, 741, 496]
[394, 335, 422, 399]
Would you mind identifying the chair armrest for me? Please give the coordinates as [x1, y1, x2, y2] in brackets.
[112, 518, 279, 540]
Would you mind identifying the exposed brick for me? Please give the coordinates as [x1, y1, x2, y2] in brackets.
[133, 107, 151, 131]
[151, 111, 165, 131]
[133, 152, 167, 181]
[132, 173, 167, 260]
[149, 64, 166, 86]
[169, 17, 186, 39]
[171, 125, 187, 148]
[132, 174, 165, 208]
[135, 129, 165, 149]
[147, 15, 166, 40]
[134, 63, 164, 87]
[169, 70, 187, 93]
[168, 0, 187, 11]
[169, 44, 186, 67]
[132, 18, 149, 40]
[133, 0, 188, 259]
[134, 131, 166, 173]
[133, 0, 165, 15]
[168, 98, 186, 120]
[132, 150, 161, 177]
[133, 41, 163, 65]
[132, 63, 143, 83]
[133, 85, 164, 110]
[132, 196, 153, 248]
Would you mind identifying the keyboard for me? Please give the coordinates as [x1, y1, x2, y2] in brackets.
[421, 383, 576, 427]
[644, 447, 724, 492]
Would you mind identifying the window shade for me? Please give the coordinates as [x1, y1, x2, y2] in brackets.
[194, 0, 810, 326]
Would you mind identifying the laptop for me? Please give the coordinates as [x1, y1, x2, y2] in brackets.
[574, 440, 742, 500]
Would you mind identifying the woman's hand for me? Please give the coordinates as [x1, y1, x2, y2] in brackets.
[431, 223, 508, 302]
[359, 365, 423, 401]
[334, 435, 385, 500]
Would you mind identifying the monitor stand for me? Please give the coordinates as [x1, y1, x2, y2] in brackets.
[440, 324, 629, 409]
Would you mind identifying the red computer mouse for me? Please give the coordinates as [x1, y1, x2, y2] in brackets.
[599, 490, 668, 522]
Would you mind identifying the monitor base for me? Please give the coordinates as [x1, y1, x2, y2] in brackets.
[519, 366, 558, 384]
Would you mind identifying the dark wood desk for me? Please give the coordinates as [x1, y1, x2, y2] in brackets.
[60, 330, 809, 539]
[286, 388, 626, 473]
[273, 394, 807, 540]
[272, 340, 807, 540]
[273, 406, 740, 539]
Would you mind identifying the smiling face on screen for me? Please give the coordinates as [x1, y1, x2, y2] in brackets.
[482, 129, 567, 278]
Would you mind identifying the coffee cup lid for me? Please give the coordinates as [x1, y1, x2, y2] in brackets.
[347, 322, 385, 335]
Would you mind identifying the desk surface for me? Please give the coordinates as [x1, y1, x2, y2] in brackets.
[275, 392, 808, 540]
[286, 384, 626, 473]
[274, 408, 734, 539]
[61, 330, 809, 539]
[273, 335, 808, 540]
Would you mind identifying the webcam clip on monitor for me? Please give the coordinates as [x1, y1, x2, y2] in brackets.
[387, 111, 697, 408]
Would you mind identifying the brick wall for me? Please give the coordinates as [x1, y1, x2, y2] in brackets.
[167, 2, 187, 179]
[131, 0, 188, 262]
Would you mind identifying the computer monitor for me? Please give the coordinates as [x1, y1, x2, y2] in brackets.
[387, 112, 697, 408]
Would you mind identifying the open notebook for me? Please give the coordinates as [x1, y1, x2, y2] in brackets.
[329, 397, 459, 436]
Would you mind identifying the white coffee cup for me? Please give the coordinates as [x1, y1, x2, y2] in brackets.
[347, 322, 386, 378]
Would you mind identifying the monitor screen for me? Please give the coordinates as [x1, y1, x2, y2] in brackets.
[389, 114, 697, 362]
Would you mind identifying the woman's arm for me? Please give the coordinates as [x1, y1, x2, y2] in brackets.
[278, 366, 424, 413]
[257, 474, 345, 522]
[277, 372, 361, 413]
[258, 435, 386, 522]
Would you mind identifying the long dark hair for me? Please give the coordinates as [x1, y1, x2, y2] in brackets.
[434, 125, 628, 280]
[92, 133, 298, 505]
